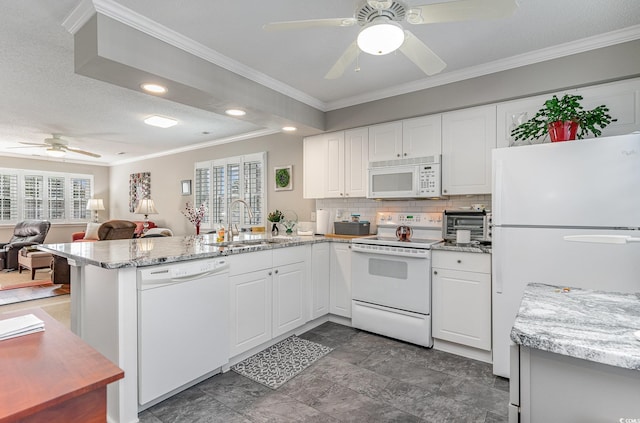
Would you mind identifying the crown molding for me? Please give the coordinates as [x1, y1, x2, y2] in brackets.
[62, 0, 96, 34]
[325, 24, 640, 111]
[0, 151, 110, 167]
[109, 128, 280, 166]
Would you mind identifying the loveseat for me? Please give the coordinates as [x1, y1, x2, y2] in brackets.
[73, 220, 156, 242]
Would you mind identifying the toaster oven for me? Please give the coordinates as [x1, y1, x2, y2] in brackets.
[443, 210, 492, 243]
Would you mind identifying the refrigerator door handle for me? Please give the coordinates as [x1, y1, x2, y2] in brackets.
[564, 235, 640, 244]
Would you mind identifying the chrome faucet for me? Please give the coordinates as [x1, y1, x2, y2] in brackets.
[226, 199, 254, 241]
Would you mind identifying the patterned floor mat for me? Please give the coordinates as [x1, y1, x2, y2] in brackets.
[231, 335, 333, 389]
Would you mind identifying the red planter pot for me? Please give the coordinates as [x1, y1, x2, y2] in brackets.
[548, 120, 579, 142]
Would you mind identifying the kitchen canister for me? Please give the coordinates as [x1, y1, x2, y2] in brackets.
[315, 210, 330, 235]
[456, 229, 471, 244]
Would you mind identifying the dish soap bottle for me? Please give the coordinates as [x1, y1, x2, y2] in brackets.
[217, 226, 225, 243]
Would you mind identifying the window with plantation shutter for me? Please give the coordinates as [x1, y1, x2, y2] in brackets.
[194, 152, 266, 230]
[0, 168, 94, 223]
[24, 175, 44, 220]
[0, 173, 18, 222]
[70, 177, 92, 220]
[48, 177, 65, 220]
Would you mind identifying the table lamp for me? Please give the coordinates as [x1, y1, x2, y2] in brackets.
[134, 198, 158, 233]
[86, 199, 105, 223]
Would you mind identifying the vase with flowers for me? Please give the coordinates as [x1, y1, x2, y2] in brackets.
[182, 202, 207, 235]
[267, 209, 284, 236]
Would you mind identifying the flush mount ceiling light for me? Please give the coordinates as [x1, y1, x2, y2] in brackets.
[140, 83, 167, 94]
[357, 17, 405, 55]
[282, 126, 297, 132]
[225, 109, 246, 117]
[144, 115, 178, 128]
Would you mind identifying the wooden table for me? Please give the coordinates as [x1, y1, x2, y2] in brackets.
[0, 308, 124, 423]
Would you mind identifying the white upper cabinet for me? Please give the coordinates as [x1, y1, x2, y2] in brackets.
[402, 115, 442, 158]
[303, 134, 327, 199]
[369, 116, 441, 162]
[442, 105, 496, 195]
[306, 129, 368, 199]
[368, 121, 403, 162]
[497, 78, 640, 148]
[344, 127, 369, 198]
[325, 132, 346, 198]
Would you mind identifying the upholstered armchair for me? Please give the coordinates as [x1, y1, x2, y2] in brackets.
[0, 220, 51, 270]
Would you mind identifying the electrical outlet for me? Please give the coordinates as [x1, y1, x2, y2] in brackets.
[311, 211, 316, 222]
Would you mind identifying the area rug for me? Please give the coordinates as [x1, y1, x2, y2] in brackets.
[0, 269, 53, 290]
[231, 335, 333, 389]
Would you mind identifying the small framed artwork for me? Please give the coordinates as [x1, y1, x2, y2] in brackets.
[129, 171, 151, 212]
[181, 179, 192, 196]
[274, 165, 293, 191]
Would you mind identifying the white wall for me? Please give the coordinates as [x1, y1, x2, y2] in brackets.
[109, 132, 315, 236]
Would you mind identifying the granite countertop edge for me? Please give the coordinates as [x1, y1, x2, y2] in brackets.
[510, 283, 640, 371]
[431, 243, 492, 254]
[39, 235, 342, 269]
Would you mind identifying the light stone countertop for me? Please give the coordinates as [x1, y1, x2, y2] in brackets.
[39, 233, 335, 269]
[510, 283, 640, 371]
[431, 242, 492, 254]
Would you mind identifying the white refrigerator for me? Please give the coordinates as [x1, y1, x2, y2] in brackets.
[491, 133, 640, 378]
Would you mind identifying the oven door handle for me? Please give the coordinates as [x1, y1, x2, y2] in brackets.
[351, 244, 430, 258]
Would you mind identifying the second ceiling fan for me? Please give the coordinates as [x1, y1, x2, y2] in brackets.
[264, 0, 518, 79]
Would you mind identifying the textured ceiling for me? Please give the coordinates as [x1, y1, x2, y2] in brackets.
[1, 0, 639, 164]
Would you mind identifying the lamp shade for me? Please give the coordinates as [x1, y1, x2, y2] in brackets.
[357, 18, 405, 55]
[134, 198, 159, 215]
[86, 198, 105, 211]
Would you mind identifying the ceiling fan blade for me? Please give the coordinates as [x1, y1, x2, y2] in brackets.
[325, 41, 360, 80]
[409, 0, 517, 24]
[263, 18, 356, 31]
[399, 31, 447, 76]
[19, 141, 47, 146]
[64, 146, 102, 158]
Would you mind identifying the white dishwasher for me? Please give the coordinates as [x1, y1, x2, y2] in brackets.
[137, 258, 229, 407]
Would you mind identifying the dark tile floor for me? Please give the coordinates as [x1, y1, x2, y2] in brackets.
[139, 322, 509, 423]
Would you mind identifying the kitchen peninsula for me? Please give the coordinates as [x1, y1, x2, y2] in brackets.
[39, 234, 331, 423]
[509, 283, 640, 423]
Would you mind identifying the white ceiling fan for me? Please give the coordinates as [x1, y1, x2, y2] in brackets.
[264, 0, 518, 79]
[15, 134, 101, 158]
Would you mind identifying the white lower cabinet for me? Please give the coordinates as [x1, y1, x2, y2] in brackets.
[229, 267, 273, 357]
[272, 260, 306, 337]
[311, 243, 330, 319]
[330, 243, 352, 318]
[229, 246, 309, 357]
[432, 251, 491, 351]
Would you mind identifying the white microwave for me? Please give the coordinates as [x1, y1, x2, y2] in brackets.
[368, 156, 442, 199]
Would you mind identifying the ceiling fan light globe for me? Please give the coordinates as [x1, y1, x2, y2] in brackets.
[357, 20, 405, 55]
[46, 147, 66, 158]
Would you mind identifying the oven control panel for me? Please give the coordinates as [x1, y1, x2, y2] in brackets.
[376, 212, 442, 228]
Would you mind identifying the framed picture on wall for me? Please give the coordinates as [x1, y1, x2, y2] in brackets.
[181, 179, 192, 196]
[274, 165, 292, 191]
[129, 172, 151, 212]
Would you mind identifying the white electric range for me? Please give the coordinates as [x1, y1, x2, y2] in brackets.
[351, 212, 443, 347]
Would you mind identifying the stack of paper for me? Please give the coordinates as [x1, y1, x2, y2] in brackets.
[0, 314, 45, 341]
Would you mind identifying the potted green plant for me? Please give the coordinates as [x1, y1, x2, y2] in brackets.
[267, 209, 284, 235]
[511, 94, 616, 142]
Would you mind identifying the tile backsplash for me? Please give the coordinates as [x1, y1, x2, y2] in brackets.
[315, 195, 491, 233]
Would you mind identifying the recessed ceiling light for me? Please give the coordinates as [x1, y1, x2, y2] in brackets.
[141, 83, 167, 94]
[282, 126, 297, 132]
[144, 115, 178, 128]
[225, 109, 246, 117]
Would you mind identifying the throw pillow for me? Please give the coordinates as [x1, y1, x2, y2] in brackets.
[84, 222, 101, 240]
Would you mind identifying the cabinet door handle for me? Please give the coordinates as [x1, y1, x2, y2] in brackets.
[457, 260, 462, 263]
[443, 189, 448, 193]
[275, 269, 279, 274]
[403, 153, 407, 156]
[268, 271, 272, 276]
[397, 153, 401, 157]
[348, 245, 352, 249]
[433, 270, 438, 275]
